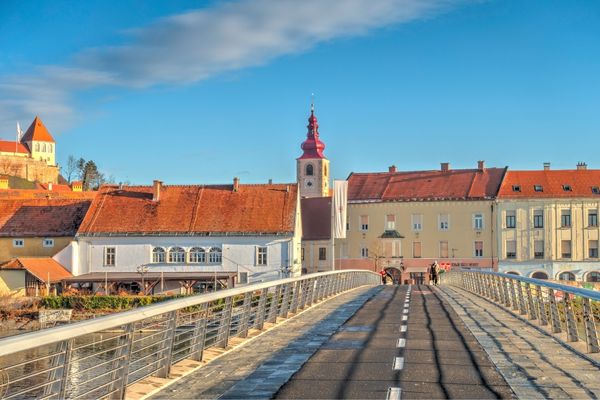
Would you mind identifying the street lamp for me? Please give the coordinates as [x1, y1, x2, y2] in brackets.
[137, 264, 149, 295]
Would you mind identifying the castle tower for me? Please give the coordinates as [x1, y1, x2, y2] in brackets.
[21, 116, 56, 166]
[297, 105, 330, 198]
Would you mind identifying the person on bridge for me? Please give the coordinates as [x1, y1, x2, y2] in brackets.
[430, 261, 440, 285]
[380, 269, 388, 284]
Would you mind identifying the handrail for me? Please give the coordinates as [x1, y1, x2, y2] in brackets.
[0, 270, 379, 400]
[443, 270, 600, 355]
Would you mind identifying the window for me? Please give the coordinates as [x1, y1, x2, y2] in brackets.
[534, 240, 544, 259]
[561, 210, 571, 227]
[411, 214, 423, 231]
[152, 247, 166, 263]
[588, 210, 598, 227]
[586, 271, 600, 282]
[305, 164, 314, 176]
[506, 240, 516, 259]
[13, 239, 24, 248]
[168, 247, 185, 263]
[238, 272, 248, 285]
[562, 184, 572, 192]
[505, 211, 516, 228]
[301, 247, 305, 262]
[439, 241, 448, 258]
[413, 241, 422, 258]
[531, 271, 549, 280]
[346, 221, 350, 231]
[104, 247, 116, 266]
[533, 209, 544, 228]
[257, 247, 268, 265]
[589, 240, 598, 258]
[438, 214, 449, 231]
[42, 238, 54, 248]
[386, 214, 396, 230]
[592, 186, 600, 195]
[360, 247, 369, 258]
[512, 185, 521, 192]
[189, 247, 205, 263]
[360, 215, 369, 231]
[49, 144, 53, 152]
[473, 214, 483, 230]
[318, 247, 327, 261]
[558, 271, 575, 281]
[534, 185, 543, 192]
[474, 241, 483, 257]
[561, 240, 571, 258]
[35, 143, 39, 151]
[209, 247, 222, 263]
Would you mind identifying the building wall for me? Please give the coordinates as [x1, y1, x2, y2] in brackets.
[27, 140, 56, 166]
[0, 153, 59, 184]
[0, 237, 73, 263]
[74, 235, 297, 284]
[302, 239, 332, 273]
[0, 270, 26, 296]
[497, 198, 600, 279]
[338, 200, 498, 271]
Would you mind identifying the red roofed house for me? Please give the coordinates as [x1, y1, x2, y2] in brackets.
[55, 180, 302, 294]
[496, 163, 600, 282]
[337, 162, 506, 284]
[0, 116, 60, 185]
[0, 257, 72, 296]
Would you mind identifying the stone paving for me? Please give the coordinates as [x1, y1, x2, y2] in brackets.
[438, 285, 600, 399]
[149, 285, 382, 400]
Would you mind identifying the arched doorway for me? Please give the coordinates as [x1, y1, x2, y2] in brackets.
[585, 271, 600, 282]
[384, 267, 402, 284]
[557, 271, 576, 281]
[531, 271, 549, 280]
[506, 271, 520, 275]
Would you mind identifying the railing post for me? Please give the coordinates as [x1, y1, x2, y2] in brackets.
[306, 279, 316, 306]
[536, 285, 548, 326]
[563, 294, 579, 342]
[238, 292, 254, 338]
[267, 285, 282, 323]
[112, 323, 135, 400]
[190, 303, 209, 361]
[255, 288, 269, 330]
[516, 281, 527, 315]
[289, 281, 302, 314]
[157, 310, 178, 378]
[279, 283, 292, 318]
[525, 283, 537, 320]
[502, 277, 511, 307]
[547, 288, 562, 333]
[216, 297, 234, 348]
[55, 339, 73, 399]
[582, 297, 600, 353]
[495, 276, 504, 304]
[492, 276, 501, 302]
[510, 279, 519, 311]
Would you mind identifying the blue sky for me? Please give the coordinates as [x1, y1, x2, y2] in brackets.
[1, 0, 599, 184]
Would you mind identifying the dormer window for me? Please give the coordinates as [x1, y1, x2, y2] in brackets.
[511, 185, 521, 192]
[592, 186, 600, 195]
[534, 185, 543, 192]
[562, 184, 572, 192]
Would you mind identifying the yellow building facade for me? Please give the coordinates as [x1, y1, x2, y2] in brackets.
[0, 237, 73, 263]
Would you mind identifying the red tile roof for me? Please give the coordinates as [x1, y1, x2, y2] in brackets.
[498, 170, 600, 198]
[0, 140, 29, 153]
[348, 167, 507, 202]
[0, 199, 92, 237]
[0, 258, 72, 282]
[39, 183, 75, 192]
[20, 116, 55, 143]
[301, 197, 331, 240]
[0, 189, 97, 200]
[78, 183, 298, 235]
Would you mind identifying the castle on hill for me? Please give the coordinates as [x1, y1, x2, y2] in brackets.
[0, 116, 59, 184]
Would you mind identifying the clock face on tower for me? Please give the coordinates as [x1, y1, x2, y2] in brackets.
[304, 178, 314, 188]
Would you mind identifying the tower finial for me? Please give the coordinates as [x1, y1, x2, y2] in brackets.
[310, 93, 315, 114]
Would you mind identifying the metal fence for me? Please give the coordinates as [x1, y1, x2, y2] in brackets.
[443, 270, 600, 354]
[0, 270, 379, 400]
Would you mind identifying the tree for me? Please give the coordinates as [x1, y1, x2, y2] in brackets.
[368, 240, 387, 272]
[63, 155, 78, 183]
[82, 160, 99, 191]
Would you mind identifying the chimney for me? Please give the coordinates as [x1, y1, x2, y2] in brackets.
[543, 162, 551, 171]
[233, 177, 239, 192]
[268, 178, 273, 185]
[477, 160, 485, 171]
[48, 183, 53, 191]
[441, 162, 450, 172]
[577, 162, 587, 170]
[152, 180, 162, 202]
[388, 165, 397, 173]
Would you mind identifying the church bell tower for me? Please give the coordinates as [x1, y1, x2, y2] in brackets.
[297, 104, 329, 198]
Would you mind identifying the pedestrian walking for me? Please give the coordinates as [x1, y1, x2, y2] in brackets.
[430, 260, 440, 286]
[380, 269, 388, 284]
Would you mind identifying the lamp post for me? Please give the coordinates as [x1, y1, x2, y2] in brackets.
[136, 264, 149, 295]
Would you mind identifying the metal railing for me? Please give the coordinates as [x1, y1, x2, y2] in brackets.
[443, 270, 600, 354]
[0, 270, 379, 400]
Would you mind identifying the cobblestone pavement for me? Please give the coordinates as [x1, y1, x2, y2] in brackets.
[149, 286, 382, 400]
[438, 285, 600, 399]
[274, 285, 514, 399]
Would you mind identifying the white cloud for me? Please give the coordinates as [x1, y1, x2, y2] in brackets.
[0, 0, 466, 133]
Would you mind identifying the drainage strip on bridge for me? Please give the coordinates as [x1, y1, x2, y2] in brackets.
[388, 285, 410, 399]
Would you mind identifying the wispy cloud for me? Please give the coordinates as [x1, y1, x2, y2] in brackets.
[0, 0, 465, 132]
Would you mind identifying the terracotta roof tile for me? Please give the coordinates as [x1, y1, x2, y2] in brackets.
[78, 183, 298, 235]
[0, 258, 72, 282]
[498, 170, 600, 198]
[21, 116, 55, 143]
[348, 167, 506, 202]
[0, 140, 29, 153]
[0, 189, 97, 200]
[0, 199, 92, 237]
[301, 197, 331, 240]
